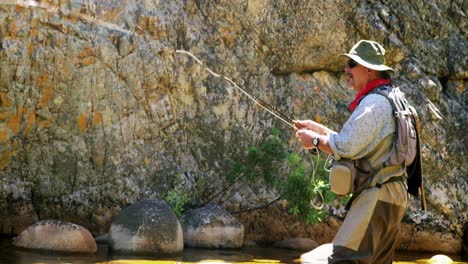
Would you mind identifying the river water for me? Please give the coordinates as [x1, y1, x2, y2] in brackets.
[0, 237, 466, 264]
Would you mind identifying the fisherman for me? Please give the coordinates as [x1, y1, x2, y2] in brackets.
[295, 40, 409, 263]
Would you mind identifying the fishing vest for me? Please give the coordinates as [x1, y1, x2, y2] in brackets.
[329, 85, 426, 210]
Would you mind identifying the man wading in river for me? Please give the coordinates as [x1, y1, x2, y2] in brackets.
[295, 40, 409, 263]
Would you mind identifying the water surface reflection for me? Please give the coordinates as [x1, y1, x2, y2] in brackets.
[1, 238, 466, 264]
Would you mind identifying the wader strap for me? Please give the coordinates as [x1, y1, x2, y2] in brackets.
[345, 176, 405, 210]
[369, 164, 405, 189]
[375, 176, 404, 188]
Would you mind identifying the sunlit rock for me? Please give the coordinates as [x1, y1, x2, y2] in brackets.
[300, 243, 333, 264]
[13, 219, 97, 253]
[429, 254, 453, 263]
[180, 204, 244, 249]
[109, 199, 183, 255]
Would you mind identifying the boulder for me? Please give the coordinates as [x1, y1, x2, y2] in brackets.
[109, 199, 183, 255]
[429, 255, 453, 263]
[397, 223, 461, 255]
[12, 219, 97, 253]
[180, 204, 244, 248]
[273, 238, 319, 251]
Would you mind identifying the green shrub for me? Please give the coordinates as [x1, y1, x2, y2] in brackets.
[165, 188, 190, 218]
[226, 128, 287, 188]
[282, 154, 337, 224]
[226, 129, 347, 224]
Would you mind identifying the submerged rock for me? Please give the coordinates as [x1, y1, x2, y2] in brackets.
[273, 237, 319, 251]
[243, 240, 258, 248]
[109, 199, 183, 255]
[180, 204, 244, 249]
[12, 219, 97, 253]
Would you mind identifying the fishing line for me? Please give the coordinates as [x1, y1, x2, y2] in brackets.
[177, 50, 329, 210]
[308, 153, 325, 210]
[175, 50, 295, 129]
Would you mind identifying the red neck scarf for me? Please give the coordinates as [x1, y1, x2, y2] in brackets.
[349, 79, 391, 112]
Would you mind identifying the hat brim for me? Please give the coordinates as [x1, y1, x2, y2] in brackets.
[341, 53, 394, 72]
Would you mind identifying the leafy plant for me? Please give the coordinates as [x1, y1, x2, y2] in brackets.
[225, 128, 347, 224]
[226, 128, 288, 188]
[282, 154, 337, 224]
[165, 188, 190, 218]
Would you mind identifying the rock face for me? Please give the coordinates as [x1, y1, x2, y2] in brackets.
[0, 0, 466, 254]
[180, 204, 244, 249]
[109, 199, 183, 255]
[13, 219, 97, 253]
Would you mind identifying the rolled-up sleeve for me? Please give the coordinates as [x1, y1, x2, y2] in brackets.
[329, 95, 394, 160]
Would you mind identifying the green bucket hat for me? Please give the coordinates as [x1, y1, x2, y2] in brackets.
[342, 40, 394, 72]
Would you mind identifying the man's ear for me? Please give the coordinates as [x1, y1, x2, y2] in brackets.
[368, 69, 377, 77]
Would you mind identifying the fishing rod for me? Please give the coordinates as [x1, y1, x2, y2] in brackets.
[175, 49, 320, 155]
[176, 50, 329, 210]
[175, 50, 297, 128]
